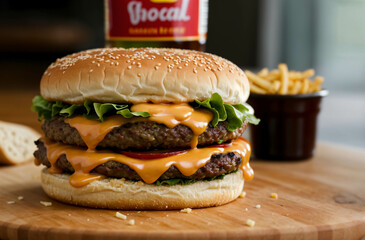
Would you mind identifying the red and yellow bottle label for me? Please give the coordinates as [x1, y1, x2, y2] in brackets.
[106, 0, 208, 42]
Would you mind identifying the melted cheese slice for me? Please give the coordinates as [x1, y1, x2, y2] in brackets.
[65, 103, 213, 150]
[43, 137, 253, 187]
[131, 103, 213, 148]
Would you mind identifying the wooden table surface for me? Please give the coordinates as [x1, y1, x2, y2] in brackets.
[1, 90, 365, 240]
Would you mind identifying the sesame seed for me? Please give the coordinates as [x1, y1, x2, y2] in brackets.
[255, 204, 261, 209]
[178, 66, 182, 69]
[155, 66, 159, 70]
[127, 66, 132, 70]
[193, 68, 197, 73]
[44, 48, 242, 79]
[137, 73, 142, 77]
[89, 69, 93, 72]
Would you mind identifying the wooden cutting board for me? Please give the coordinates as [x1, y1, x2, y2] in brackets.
[1, 143, 365, 240]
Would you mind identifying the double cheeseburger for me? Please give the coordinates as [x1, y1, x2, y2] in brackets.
[32, 48, 259, 210]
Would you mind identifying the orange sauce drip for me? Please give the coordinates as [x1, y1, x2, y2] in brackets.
[131, 103, 213, 148]
[69, 173, 105, 188]
[238, 137, 254, 181]
[65, 115, 138, 150]
[43, 137, 253, 187]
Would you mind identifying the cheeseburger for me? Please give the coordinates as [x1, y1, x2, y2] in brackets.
[32, 48, 259, 210]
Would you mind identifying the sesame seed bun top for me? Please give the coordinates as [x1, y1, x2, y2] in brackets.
[40, 48, 250, 104]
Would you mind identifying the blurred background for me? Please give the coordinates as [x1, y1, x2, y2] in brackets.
[0, 0, 364, 148]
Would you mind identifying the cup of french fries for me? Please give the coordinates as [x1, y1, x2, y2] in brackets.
[246, 64, 328, 160]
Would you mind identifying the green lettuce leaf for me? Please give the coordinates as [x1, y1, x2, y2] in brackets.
[93, 103, 129, 121]
[155, 178, 197, 186]
[31, 95, 53, 121]
[31, 96, 149, 122]
[59, 105, 83, 117]
[31, 93, 259, 131]
[116, 109, 151, 118]
[194, 93, 260, 131]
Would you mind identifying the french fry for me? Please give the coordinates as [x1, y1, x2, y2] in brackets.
[308, 76, 323, 93]
[302, 69, 315, 79]
[288, 71, 303, 80]
[269, 69, 280, 75]
[245, 70, 273, 93]
[265, 75, 280, 82]
[289, 81, 302, 94]
[288, 80, 295, 89]
[273, 81, 281, 93]
[247, 65, 324, 95]
[299, 79, 310, 94]
[250, 83, 266, 94]
[257, 68, 269, 77]
[278, 64, 289, 94]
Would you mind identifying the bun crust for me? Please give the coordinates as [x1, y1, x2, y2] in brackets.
[41, 168, 244, 210]
[40, 48, 249, 105]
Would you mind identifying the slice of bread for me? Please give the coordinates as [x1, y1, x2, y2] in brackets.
[0, 121, 40, 165]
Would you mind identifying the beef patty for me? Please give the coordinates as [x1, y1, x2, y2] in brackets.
[34, 140, 242, 182]
[42, 116, 247, 150]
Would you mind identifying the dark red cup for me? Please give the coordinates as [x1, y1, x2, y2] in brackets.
[247, 90, 328, 160]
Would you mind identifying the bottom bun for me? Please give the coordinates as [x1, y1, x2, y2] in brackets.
[41, 168, 244, 210]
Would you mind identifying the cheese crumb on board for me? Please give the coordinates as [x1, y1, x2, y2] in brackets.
[40, 201, 52, 207]
[180, 208, 192, 213]
[17, 196, 24, 200]
[271, 193, 278, 199]
[246, 219, 255, 227]
[7, 201, 15, 204]
[239, 191, 246, 198]
[127, 219, 135, 226]
[255, 204, 261, 209]
[115, 212, 127, 220]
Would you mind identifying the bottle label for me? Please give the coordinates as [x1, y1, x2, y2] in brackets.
[106, 0, 208, 42]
